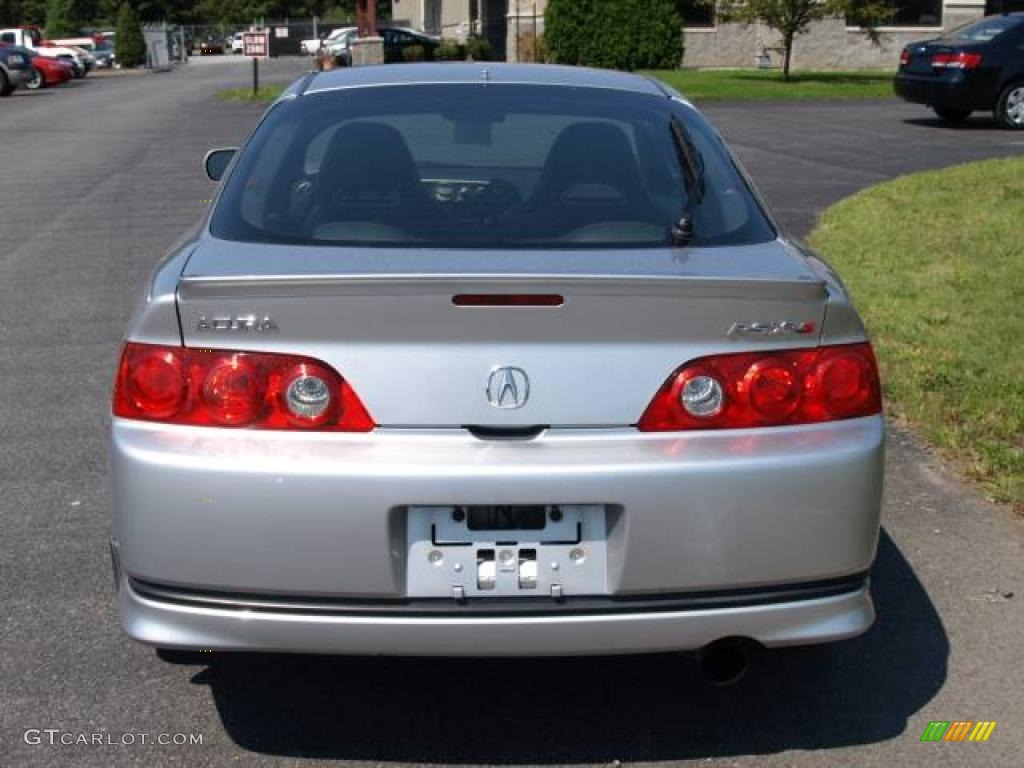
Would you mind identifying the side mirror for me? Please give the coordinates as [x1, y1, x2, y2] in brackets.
[204, 148, 237, 181]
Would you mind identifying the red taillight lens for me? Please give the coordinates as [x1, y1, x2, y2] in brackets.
[113, 343, 375, 431]
[637, 343, 881, 431]
[932, 51, 982, 70]
[745, 358, 800, 419]
[119, 347, 185, 419]
[199, 356, 263, 426]
[899, 49, 910, 67]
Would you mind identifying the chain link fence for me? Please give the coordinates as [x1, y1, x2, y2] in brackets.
[180, 19, 356, 58]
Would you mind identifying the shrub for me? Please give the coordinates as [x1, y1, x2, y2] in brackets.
[114, 2, 146, 68]
[436, 40, 463, 61]
[465, 36, 494, 62]
[402, 44, 426, 62]
[545, 0, 684, 71]
[545, 0, 591, 66]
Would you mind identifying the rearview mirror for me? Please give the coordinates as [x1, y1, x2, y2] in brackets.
[204, 148, 237, 181]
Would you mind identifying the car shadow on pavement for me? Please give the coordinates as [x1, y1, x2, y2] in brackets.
[903, 116, 1002, 131]
[190, 530, 947, 762]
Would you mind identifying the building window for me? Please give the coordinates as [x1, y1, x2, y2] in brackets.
[677, 0, 714, 28]
[986, 0, 1024, 13]
[848, 0, 942, 27]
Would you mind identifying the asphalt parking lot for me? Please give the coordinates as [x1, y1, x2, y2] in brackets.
[1, 59, 1022, 767]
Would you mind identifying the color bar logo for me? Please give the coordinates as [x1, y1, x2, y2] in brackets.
[920, 721, 997, 742]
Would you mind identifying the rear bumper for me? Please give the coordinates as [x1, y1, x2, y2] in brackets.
[111, 416, 884, 654]
[894, 73, 993, 110]
[120, 572, 875, 655]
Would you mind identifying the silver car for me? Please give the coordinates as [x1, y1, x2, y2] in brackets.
[110, 64, 884, 674]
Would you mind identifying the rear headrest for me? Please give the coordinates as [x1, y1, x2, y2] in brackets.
[317, 121, 421, 205]
[534, 121, 646, 206]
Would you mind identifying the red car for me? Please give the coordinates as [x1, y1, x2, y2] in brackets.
[26, 52, 73, 89]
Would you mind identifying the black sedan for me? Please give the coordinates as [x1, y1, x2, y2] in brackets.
[895, 13, 1024, 128]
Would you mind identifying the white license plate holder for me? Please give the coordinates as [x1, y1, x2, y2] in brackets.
[406, 505, 608, 599]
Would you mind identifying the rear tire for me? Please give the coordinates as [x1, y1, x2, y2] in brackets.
[995, 82, 1024, 130]
[0, 70, 12, 97]
[25, 67, 44, 90]
[932, 106, 972, 123]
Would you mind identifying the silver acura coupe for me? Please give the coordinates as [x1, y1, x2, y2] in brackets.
[110, 64, 884, 672]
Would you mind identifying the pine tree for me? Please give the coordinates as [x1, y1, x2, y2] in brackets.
[114, 2, 145, 67]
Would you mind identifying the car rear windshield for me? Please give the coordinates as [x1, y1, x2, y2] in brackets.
[210, 84, 775, 249]
[941, 15, 1022, 43]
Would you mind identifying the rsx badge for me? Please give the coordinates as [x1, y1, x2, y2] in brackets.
[728, 320, 816, 337]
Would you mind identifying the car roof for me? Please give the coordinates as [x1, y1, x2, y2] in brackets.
[303, 62, 668, 98]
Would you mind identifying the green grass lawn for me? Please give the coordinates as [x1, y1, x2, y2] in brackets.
[648, 69, 895, 101]
[809, 158, 1024, 511]
[217, 69, 895, 103]
[216, 85, 288, 102]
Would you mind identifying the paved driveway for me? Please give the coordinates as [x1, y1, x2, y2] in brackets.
[1, 62, 1021, 768]
[700, 99, 1024, 235]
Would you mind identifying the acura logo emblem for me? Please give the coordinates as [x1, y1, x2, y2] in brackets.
[486, 367, 529, 409]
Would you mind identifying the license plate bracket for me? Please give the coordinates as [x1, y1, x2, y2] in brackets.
[406, 505, 608, 599]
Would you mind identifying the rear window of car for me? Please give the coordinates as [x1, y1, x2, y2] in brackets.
[942, 15, 1023, 43]
[210, 83, 775, 249]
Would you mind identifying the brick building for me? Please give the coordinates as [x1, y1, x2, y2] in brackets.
[391, 0, 1015, 69]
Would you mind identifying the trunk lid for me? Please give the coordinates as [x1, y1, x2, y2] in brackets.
[177, 239, 827, 428]
[904, 41, 976, 76]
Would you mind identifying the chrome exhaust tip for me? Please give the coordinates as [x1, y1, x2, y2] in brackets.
[697, 638, 752, 686]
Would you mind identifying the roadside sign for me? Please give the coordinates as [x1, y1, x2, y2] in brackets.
[242, 31, 269, 58]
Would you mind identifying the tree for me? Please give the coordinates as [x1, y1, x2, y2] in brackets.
[45, 0, 80, 37]
[714, 0, 887, 79]
[546, 0, 684, 71]
[114, 2, 145, 67]
[0, 0, 21, 26]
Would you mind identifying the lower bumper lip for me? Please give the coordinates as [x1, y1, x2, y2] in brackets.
[128, 572, 869, 617]
[121, 575, 876, 655]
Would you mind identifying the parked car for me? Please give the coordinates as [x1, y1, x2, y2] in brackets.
[111, 64, 884, 677]
[230, 32, 245, 54]
[325, 27, 360, 66]
[301, 26, 357, 56]
[380, 26, 441, 62]
[0, 27, 89, 76]
[895, 12, 1024, 128]
[0, 42, 32, 95]
[92, 43, 115, 69]
[66, 45, 95, 77]
[50, 36, 97, 51]
[199, 38, 224, 55]
[25, 52, 74, 89]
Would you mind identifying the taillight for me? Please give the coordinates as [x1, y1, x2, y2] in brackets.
[899, 49, 910, 67]
[113, 342, 374, 431]
[637, 343, 881, 431]
[932, 51, 982, 70]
